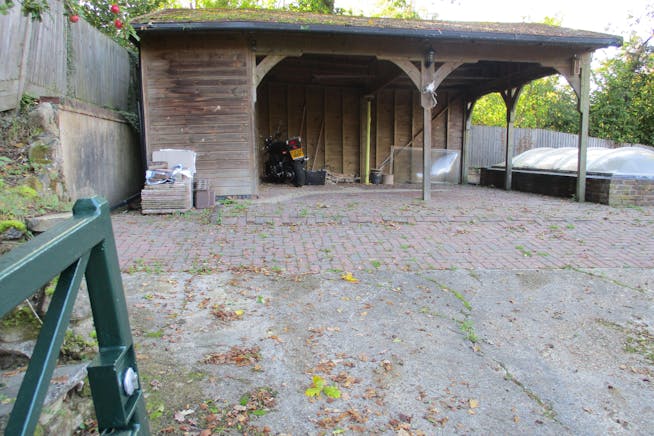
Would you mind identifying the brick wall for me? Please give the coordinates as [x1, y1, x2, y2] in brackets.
[608, 177, 654, 207]
[479, 168, 654, 207]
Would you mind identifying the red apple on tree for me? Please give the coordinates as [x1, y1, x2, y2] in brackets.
[69, 14, 79, 23]
[110, 4, 120, 14]
[114, 18, 123, 29]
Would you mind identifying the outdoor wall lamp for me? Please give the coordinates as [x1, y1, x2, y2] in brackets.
[425, 48, 435, 67]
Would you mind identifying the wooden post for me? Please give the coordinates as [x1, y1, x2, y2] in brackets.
[423, 106, 432, 199]
[461, 100, 476, 185]
[421, 60, 436, 201]
[15, 19, 33, 113]
[363, 97, 372, 184]
[501, 86, 523, 191]
[576, 54, 591, 202]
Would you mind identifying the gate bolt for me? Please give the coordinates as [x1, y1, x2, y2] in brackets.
[123, 367, 139, 396]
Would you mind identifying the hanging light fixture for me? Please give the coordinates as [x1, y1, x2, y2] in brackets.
[425, 48, 435, 67]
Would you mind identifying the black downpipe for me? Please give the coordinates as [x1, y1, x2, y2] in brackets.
[136, 47, 148, 187]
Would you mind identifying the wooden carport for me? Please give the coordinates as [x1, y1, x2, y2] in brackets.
[133, 9, 621, 201]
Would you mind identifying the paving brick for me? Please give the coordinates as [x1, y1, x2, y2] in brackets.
[112, 185, 654, 273]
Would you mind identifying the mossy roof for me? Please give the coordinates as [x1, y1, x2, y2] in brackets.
[132, 8, 621, 48]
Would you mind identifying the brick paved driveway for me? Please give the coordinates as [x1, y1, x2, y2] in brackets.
[112, 184, 654, 274]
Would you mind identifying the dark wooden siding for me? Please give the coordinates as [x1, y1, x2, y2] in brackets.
[257, 84, 361, 175]
[141, 36, 254, 196]
[256, 82, 464, 182]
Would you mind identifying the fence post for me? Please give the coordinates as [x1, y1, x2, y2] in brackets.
[14, 19, 32, 112]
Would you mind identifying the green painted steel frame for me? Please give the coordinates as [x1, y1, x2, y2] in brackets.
[0, 197, 149, 435]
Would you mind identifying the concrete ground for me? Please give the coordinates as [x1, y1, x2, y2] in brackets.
[112, 184, 653, 434]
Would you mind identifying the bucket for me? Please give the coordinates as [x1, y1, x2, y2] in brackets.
[369, 169, 382, 184]
[382, 174, 394, 185]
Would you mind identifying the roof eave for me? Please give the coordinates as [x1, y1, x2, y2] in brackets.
[132, 21, 623, 49]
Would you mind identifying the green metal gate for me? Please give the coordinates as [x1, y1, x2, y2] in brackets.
[0, 197, 149, 435]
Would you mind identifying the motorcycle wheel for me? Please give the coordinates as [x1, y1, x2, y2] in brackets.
[292, 160, 306, 187]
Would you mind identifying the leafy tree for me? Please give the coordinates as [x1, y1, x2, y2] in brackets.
[471, 92, 505, 127]
[371, 0, 419, 19]
[71, 0, 170, 44]
[196, 0, 276, 8]
[288, 0, 336, 14]
[590, 32, 654, 145]
[472, 76, 579, 133]
[1, 0, 50, 20]
[515, 76, 578, 133]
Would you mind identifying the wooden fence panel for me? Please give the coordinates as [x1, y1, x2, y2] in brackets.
[24, 0, 67, 100]
[69, 20, 130, 110]
[0, 0, 131, 111]
[469, 125, 652, 168]
[0, 6, 29, 110]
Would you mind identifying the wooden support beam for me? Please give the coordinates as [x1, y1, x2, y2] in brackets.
[461, 99, 476, 185]
[360, 97, 373, 184]
[469, 65, 555, 99]
[421, 60, 436, 201]
[433, 62, 463, 89]
[576, 53, 591, 202]
[253, 32, 582, 64]
[501, 86, 523, 191]
[551, 55, 583, 99]
[379, 57, 421, 89]
[255, 55, 287, 87]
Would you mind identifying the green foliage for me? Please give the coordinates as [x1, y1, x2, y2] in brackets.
[0, 219, 26, 233]
[60, 330, 98, 361]
[1, 0, 50, 21]
[591, 31, 654, 145]
[14, 185, 38, 199]
[473, 10, 654, 146]
[515, 77, 579, 133]
[68, 0, 167, 47]
[0, 184, 67, 221]
[1, 304, 40, 329]
[471, 92, 505, 127]
[0, 104, 42, 148]
[145, 329, 165, 338]
[472, 76, 578, 133]
[197, 0, 274, 8]
[19, 93, 39, 112]
[288, 0, 336, 14]
[459, 319, 478, 343]
[370, 0, 419, 19]
[305, 375, 341, 399]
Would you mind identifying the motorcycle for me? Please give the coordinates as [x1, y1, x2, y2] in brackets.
[263, 133, 307, 187]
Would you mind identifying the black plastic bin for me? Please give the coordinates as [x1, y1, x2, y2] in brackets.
[306, 169, 326, 185]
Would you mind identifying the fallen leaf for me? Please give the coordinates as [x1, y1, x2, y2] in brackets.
[204, 346, 261, 366]
[341, 272, 359, 283]
[469, 399, 479, 409]
[324, 385, 341, 398]
[173, 408, 194, 423]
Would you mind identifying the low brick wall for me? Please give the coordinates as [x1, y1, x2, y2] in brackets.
[608, 176, 654, 207]
[480, 168, 654, 207]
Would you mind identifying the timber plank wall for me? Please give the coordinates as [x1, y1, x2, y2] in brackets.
[257, 83, 464, 183]
[141, 35, 255, 196]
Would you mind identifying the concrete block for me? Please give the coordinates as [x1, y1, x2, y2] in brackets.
[26, 212, 73, 233]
